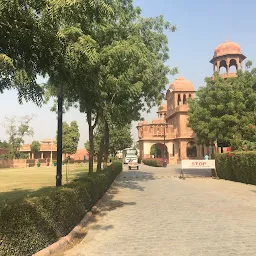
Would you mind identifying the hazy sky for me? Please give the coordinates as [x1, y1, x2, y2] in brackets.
[1, 0, 256, 147]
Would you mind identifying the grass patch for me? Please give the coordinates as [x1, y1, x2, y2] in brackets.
[0, 164, 96, 205]
[0, 162, 122, 256]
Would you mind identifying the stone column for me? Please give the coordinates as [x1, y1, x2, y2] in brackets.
[226, 59, 230, 73]
[139, 141, 144, 160]
[236, 58, 240, 70]
[174, 93, 178, 108]
[32, 153, 34, 159]
[216, 60, 220, 72]
[41, 152, 43, 159]
[180, 140, 188, 160]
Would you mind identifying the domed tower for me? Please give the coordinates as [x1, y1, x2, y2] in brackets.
[157, 104, 167, 119]
[210, 39, 246, 79]
[165, 76, 196, 162]
[166, 76, 194, 134]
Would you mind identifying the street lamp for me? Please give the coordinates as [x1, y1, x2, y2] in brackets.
[56, 84, 63, 187]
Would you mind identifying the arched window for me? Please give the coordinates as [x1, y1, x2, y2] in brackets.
[177, 94, 181, 106]
[186, 141, 197, 158]
[183, 94, 187, 105]
[219, 60, 227, 74]
[189, 94, 192, 98]
[229, 59, 237, 73]
[173, 144, 175, 156]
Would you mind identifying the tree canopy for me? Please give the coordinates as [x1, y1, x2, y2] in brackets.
[3, 115, 34, 158]
[0, 140, 9, 149]
[85, 123, 133, 156]
[45, 0, 176, 171]
[188, 69, 256, 149]
[59, 121, 80, 155]
[1, 0, 176, 175]
[31, 141, 41, 154]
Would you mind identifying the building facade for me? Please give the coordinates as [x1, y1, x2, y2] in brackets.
[19, 139, 89, 162]
[137, 77, 199, 164]
[137, 39, 246, 163]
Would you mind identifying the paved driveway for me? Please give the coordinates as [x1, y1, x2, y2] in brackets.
[59, 164, 256, 256]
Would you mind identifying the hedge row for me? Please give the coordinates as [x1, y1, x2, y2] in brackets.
[215, 151, 256, 185]
[0, 162, 122, 256]
[142, 158, 163, 167]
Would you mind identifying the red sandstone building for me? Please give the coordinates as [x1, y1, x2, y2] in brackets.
[19, 139, 89, 162]
[137, 39, 246, 163]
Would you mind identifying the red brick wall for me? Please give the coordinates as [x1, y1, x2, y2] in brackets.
[0, 159, 27, 168]
[0, 148, 8, 155]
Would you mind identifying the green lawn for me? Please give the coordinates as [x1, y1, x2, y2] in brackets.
[0, 164, 92, 204]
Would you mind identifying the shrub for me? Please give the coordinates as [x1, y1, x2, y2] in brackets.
[66, 159, 88, 164]
[142, 158, 163, 167]
[0, 154, 9, 160]
[108, 156, 120, 163]
[215, 151, 256, 185]
[0, 162, 122, 256]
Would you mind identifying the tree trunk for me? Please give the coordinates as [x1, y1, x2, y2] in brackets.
[103, 120, 110, 168]
[87, 112, 94, 174]
[97, 134, 105, 172]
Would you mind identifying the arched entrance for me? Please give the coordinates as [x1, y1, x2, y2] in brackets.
[186, 141, 197, 158]
[150, 143, 169, 162]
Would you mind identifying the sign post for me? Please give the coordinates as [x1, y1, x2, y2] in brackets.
[180, 160, 218, 180]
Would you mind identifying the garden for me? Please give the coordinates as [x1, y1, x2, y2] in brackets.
[0, 162, 122, 256]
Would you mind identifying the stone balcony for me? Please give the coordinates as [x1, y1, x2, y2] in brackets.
[138, 124, 177, 140]
[211, 72, 237, 80]
[166, 104, 189, 120]
[175, 132, 196, 139]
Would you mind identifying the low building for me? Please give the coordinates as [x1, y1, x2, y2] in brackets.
[68, 148, 89, 161]
[19, 139, 88, 161]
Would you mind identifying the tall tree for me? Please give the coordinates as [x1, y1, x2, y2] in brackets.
[188, 69, 256, 149]
[43, 0, 113, 174]
[109, 124, 133, 156]
[4, 115, 34, 158]
[59, 2, 176, 171]
[59, 121, 80, 156]
[30, 140, 40, 155]
[0, 140, 9, 149]
[0, 0, 49, 104]
[85, 123, 133, 164]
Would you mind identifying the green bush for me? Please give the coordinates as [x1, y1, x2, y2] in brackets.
[108, 156, 121, 163]
[0, 154, 9, 160]
[142, 158, 163, 167]
[215, 151, 256, 185]
[0, 162, 122, 256]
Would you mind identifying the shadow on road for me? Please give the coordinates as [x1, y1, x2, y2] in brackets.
[176, 167, 212, 178]
[115, 170, 155, 191]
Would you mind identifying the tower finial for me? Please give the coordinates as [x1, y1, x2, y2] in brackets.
[226, 37, 229, 42]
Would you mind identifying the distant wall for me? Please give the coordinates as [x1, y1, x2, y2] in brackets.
[0, 149, 8, 155]
[0, 159, 27, 168]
